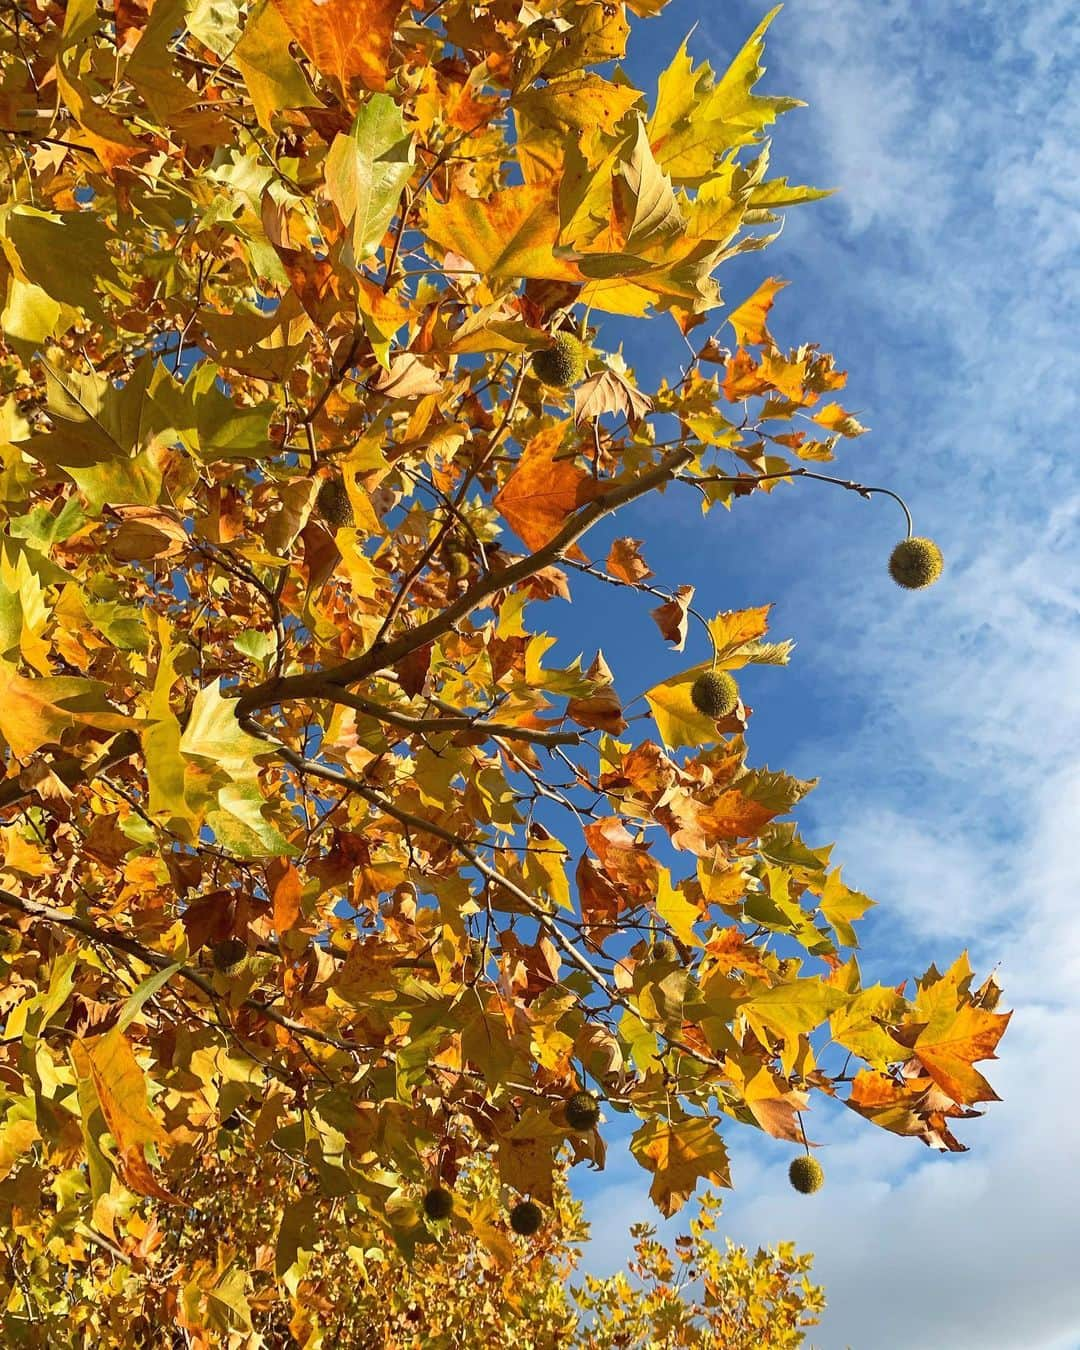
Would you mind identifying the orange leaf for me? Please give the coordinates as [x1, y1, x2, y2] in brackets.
[79, 1030, 168, 1157]
[811, 401, 868, 437]
[913, 996, 1011, 1105]
[606, 536, 653, 584]
[270, 0, 404, 98]
[493, 426, 599, 553]
[722, 349, 771, 401]
[271, 861, 303, 936]
[650, 585, 694, 650]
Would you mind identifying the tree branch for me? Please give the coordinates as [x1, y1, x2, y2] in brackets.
[0, 731, 141, 813]
[270, 686, 582, 748]
[238, 443, 695, 719]
[0, 887, 378, 1057]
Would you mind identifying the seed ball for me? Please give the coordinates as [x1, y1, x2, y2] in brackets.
[651, 939, 678, 964]
[690, 670, 738, 719]
[211, 938, 249, 976]
[888, 536, 943, 589]
[509, 1200, 543, 1236]
[446, 549, 470, 580]
[788, 1155, 824, 1194]
[422, 1186, 454, 1220]
[316, 476, 354, 529]
[564, 1091, 601, 1132]
[532, 333, 587, 388]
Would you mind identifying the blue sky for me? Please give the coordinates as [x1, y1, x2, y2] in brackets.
[534, 3, 1080, 1346]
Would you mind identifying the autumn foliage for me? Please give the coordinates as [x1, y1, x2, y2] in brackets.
[0, 0, 1008, 1342]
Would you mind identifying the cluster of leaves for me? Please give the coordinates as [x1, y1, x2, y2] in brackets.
[0, 0, 1007, 1341]
[0, 1143, 822, 1346]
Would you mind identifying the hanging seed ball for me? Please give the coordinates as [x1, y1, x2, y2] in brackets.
[651, 938, 678, 964]
[888, 536, 943, 589]
[788, 1155, 825, 1194]
[446, 548, 470, 579]
[316, 475, 354, 529]
[532, 332, 587, 388]
[509, 1200, 543, 1236]
[690, 670, 739, 719]
[422, 1187, 454, 1221]
[211, 938, 249, 976]
[564, 1091, 602, 1132]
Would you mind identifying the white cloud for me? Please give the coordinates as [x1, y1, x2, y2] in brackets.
[575, 3, 1080, 1347]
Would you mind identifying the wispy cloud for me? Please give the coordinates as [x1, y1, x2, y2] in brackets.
[572, 2, 1080, 1345]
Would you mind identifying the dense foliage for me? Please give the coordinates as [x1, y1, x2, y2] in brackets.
[0, 0, 1008, 1342]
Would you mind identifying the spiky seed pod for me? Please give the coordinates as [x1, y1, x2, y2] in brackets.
[446, 548, 470, 580]
[422, 1186, 454, 1221]
[564, 1091, 601, 1132]
[315, 476, 354, 530]
[509, 1200, 543, 1236]
[532, 332, 587, 388]
[651, 938, 678, 964]
[690, 670, 739, 719]
[211, 938, 249, 976]
[788, 1155, 824, 1194]
[888, 536, 943, 589]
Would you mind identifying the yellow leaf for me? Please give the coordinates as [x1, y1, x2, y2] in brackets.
[644, 663, 720, 750]
[726, 277, 787, 348]
[655, 868, 702, 947]
[913, 978, 1011, 1105]
[631, 1116, 731, 1216]
[742, 979, 848, 1074]
[0, 664, 135, 759]
[426, 183, 583, 283]
[0, 1119, 38, 1180]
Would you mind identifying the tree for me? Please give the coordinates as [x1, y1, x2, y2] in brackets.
[0, 0, 1008, 1343]
[0, 1142, 824, 1345]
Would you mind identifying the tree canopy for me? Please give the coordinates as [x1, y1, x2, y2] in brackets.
[0, 0, 1009, 1342]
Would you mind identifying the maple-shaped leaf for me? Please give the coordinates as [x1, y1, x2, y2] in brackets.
[493, 426, 600, 552]
[0, 666, 134, 759]
[829, 976, 910, 1072]
[613, 118, 686, 248]
[815, 868, 875, 948]
[631, 1116, 731, 1216]
[234, 0, 317, 131]
[646, 663, 737, 750]
[270, 0, 404, 99]
[912, 973, 1012, 1105]
[742, 978, 849, 1074]
[812, 401, 869, 437]
[573, 368, 653, 429]
[606, 536, 653, 584]
[647, 10, 802, 186]
[655, 868, 703, 948]
[426, 183, 582, 283]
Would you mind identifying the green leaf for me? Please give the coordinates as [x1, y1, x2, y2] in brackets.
[325, 94, 415, 268]
[116, 964, 183, 1034]
[742, 978, 849, 1073]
